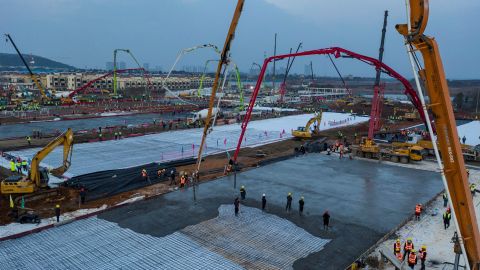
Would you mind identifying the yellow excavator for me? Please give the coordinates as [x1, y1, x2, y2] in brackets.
[292, 112, 322, 139]
[1, 128, 74, 195]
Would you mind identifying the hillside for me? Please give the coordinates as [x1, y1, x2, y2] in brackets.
[0, 53, 76, 71]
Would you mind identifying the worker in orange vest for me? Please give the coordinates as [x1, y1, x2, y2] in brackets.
[408, 249, 418, 269]
[415, 203, 422, 221]
[393, 238, 402, 260]
[141, 169, 151, 184]
[419, 245, 427, 270]
[403, 238, 414, 261]
[180, 174, 186, 188]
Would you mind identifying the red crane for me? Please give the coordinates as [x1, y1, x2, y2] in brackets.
[66, 68, 152, 101]
[232, 46, 431, 162]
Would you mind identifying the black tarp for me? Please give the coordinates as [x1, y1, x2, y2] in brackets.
[64, 157, 197, 201]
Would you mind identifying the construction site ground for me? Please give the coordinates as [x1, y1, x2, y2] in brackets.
[0, 116, 423, 227]
[0, 152, 442, 269]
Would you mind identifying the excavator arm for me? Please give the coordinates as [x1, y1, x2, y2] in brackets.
[29, 128, 74, 187]
[397, 1, 480, 269]
[305, 112, 322, 133]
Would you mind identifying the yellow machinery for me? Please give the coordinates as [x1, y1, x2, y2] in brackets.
[292, 112, 322, 139]
[397, 0, 480, 268]
[356, 137, 423, 163]
[1, 128, 74, 194]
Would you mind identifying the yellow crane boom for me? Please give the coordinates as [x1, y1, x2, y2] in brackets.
[397, 1, 480, 268]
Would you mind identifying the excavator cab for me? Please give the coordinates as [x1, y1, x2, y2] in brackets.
[1, 168, 49, 194]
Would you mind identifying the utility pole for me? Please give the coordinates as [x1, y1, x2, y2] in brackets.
[475, 88, 479, 116]
[310, 61, 314, 82]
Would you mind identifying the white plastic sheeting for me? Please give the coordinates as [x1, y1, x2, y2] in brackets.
[6, 113, 368, 177]
[0, 205, 329, 269]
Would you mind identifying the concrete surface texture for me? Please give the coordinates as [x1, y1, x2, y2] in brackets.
[0, 154, 442, 269]
[5, 112, 367, 178]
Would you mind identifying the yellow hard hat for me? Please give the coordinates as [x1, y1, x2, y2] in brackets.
[288, 192, 292, 196]
[396, 238, 400, 242]
[421, 245, 426, 250]
[56, 204, 60, 208]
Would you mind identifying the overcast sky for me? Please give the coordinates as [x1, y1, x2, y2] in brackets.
[1, 0, 478, 79]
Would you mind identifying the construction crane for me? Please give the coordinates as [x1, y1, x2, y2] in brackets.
[397, 0, 480, 268]
[4, 34, 49, 102]
[278, 42, 302, 103]
[113, 49, 151, 97]
[162, 44, 220, 105]
[358, 10, 388, 157]
[64, 68, 151, 103]
[194, 0, 245, 181]
[231, 46, 430, 162]
[1, 128, 74, 195]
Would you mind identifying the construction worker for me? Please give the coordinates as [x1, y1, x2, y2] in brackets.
[114, 131, 118, 140]
[118, 131, 122, 139]
[9, 160, 16, 173]
[443, 208, 451, 229]
[393, 239, 402, 259]
[443, 192, 448, 207]
[169, 170, 176, 186]
[415, 203, 422, 221]
[79, 187, 86, 204]
[261, 194, 266, 211]
[299, 196, 305, 215]
[462, 135, 466, 144]
[141, 169, 151, 184]
[403, 238, 414, 260]
[470, 183, 477, 197]
[286, 192, 293, 212]
[26, 136, 31, 145]
[408, 249, 418, 269]
[99, 132, 103, 141]
[234, 197, 240, 216]
[55, 204, 61, 223]
[323, 210, 330, 230]
[180, 174, 186, 188]
[21, 159, 28, 172]
[240, 186, 246, 200]
[419, 245, 427, 270]
[16, 159, 22, 174]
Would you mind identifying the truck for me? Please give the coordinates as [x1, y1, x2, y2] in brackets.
[187, 108, 220, 124]
[352, 138, 424, 163]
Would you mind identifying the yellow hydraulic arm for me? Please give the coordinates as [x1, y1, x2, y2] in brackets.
[5, 34, 50, 102]
[30, 128, 74, 187]
[397, 1, 480, 269]
[195, 0, 245, 172]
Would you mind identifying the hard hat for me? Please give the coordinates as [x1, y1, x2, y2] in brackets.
[56, 204, 60, 208]
[301, 196, 304, 199]
[288, 192, 292, 196]
[241, 185, 244, 189]
[421, 245, 426, 250]
[411, 249, 416, 252]
[396, 238, 400, 242]
[262, 194, 265, 197]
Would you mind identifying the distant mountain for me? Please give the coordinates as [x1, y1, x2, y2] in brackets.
[0, 53, 77, 71]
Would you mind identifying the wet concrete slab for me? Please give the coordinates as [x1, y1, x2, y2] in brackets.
[100, 153, 442, 269]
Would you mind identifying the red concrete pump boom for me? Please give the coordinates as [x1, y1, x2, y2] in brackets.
[67, 68, 152, 99]
[232, 47, 431, 162]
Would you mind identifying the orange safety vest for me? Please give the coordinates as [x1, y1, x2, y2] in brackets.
[141, 170, 147, 177]
[394, 242, 401, 253]
[415, 205, 421, 214]
[180, 176, 186, 184]
[408, 253, 417, 264]
[405, 242, 413, 251]
[396, 252, 403, 261]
